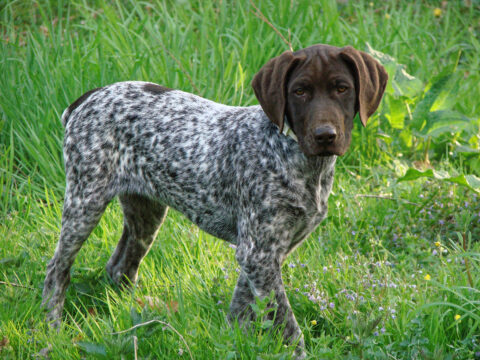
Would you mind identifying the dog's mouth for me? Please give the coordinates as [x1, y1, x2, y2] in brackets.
[316, 150, 337, 157]
[313, 150, 342, 157]
[299, 139, 346, 157]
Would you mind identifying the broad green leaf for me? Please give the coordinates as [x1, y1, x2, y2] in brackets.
[420, 110, 473, 138]
[77, 342, 107, 357]
[452, 174, 480, 191]
[364, 43, 396, 67]
[399, 129, 413, 148]
[411, 69, 454, 131]
[385, 96, 406, 129]
[455, 144, 480, 155]
[397, 168, 446, 181]
[365, 43, 423, 99]
[431, 75, 461, 112]
[397, 168, 480, 193]
[391, 67, 424, 99]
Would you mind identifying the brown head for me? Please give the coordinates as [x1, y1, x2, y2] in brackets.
[252, 44, 388, 156]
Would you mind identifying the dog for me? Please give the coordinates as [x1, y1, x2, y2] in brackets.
[42, 44, 387, 358]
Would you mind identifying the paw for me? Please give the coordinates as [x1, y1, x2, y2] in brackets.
[294, 349, 307, 360]
[45, 307, 62, 330]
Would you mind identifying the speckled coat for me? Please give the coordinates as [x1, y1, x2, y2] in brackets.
[43, 44, 387, 359]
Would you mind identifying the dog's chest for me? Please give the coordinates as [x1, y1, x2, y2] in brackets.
[286, 181, 332, 248]
[294, 156, 336, 243]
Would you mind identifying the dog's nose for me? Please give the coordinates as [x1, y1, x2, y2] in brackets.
[314, 126, 337, 145]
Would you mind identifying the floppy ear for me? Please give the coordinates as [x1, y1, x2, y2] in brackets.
[252, 51, 304, 132]
[340, 46, 388, 126]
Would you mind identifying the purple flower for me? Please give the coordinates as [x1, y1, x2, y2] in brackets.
[381, 327, 386, 334]
[288, 263, 296, 268]
[346, 294, 356, 301]
[438, 220, 445, 225]
[329, 302, 335, 309]
[351, 231, 356, 235]
[373, 331, 379, 336]
[432, 249, 438, 255]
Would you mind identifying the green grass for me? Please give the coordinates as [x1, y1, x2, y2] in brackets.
[1, 0, 479, 358]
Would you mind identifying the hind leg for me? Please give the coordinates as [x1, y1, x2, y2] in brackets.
[42, 183, 112, 328]
[106, 194, 168, 285]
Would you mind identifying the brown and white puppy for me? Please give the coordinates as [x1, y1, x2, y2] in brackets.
[43, 44, 387, 359]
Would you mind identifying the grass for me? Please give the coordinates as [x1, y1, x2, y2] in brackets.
[1, 0, 479, 358]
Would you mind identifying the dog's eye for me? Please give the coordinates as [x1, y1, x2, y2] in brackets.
[294, 88, 305, 96]
[337, 86, 347, 93]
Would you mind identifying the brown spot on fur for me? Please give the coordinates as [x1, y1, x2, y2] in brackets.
[143, 83, 171, 95]
[67, 87, 104, 116]
[63, 87, 104, 126]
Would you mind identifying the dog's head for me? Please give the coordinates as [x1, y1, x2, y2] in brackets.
[252, 44, 388, 156]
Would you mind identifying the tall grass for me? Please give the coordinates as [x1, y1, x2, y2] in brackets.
[1, 0, 479, 359]
[1, 0, 479, 209]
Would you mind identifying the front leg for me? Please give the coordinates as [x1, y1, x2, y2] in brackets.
[232, 236, 306, 359]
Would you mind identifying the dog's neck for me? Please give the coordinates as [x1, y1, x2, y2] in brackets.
[284, 140, 337, 200]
